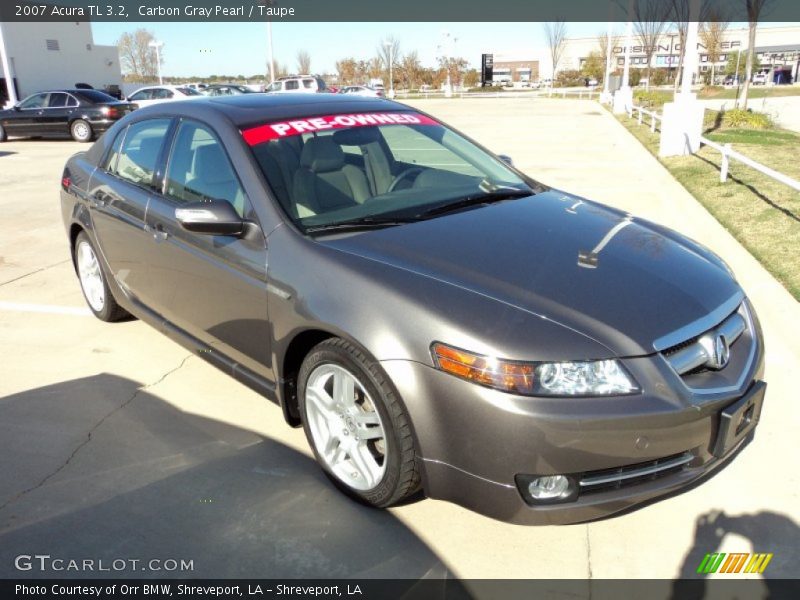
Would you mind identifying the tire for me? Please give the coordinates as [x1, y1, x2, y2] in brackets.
[70, 119, 93, 142]
[298, 338, 421, 507]
[0, 124, 6, 142]
[73, 231, 129, 322]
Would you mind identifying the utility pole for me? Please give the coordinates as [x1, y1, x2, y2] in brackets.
[0, 23, 19, 106]
[148, 40, 164, 85]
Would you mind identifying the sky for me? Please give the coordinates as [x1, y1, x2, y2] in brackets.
[92, 21, 794, 79]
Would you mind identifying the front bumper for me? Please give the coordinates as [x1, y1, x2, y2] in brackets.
[380, 326, 765, 525]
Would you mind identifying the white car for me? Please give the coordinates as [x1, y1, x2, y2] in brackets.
[752, 72, 769, 85]
[339, 85, 384, 98]
[126, 85, 203, 107]
[265, 76, 328, 94]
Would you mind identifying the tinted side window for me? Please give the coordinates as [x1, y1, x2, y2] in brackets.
[111, 119, 171, 187]
[66, 94, 79, 107]
[152, 88, 174, 99]
[302, 79, 314, 89]
[164, 121, 247, 216]
[19, 93, 47, 109]
[47, 93, 68, 108]
[103, 126, 127, 172]
[285, 80, 299, 90]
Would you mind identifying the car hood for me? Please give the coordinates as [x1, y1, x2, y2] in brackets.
[320, 191, 742, 357]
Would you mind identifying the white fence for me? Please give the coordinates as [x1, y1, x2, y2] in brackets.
[394, 88, 599, 101]
[627, 103, 800, 193]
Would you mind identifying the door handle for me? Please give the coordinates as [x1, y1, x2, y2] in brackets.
[152, 222, 169, 242]
[90, 192, 107, 208]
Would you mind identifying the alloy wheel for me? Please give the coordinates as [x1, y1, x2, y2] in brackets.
[304, 363, 387, 491]
[76, 240, 105, 312]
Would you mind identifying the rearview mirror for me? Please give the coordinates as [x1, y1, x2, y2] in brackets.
[175, 200, 244, 236]
[498, 154, 514, 167]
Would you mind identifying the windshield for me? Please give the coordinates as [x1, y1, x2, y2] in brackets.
[244, 111, 534, 232]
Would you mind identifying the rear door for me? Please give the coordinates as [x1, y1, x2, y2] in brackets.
[87, 118, 173, 308]
[41, 92, 72, 136]
[142, 118, 271, 377]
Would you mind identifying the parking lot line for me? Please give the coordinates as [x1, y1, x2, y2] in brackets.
[0, 301, 91, 316]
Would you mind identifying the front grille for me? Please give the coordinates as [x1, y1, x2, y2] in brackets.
[579, 452, 693, 494]
[662, 303, 748, 376]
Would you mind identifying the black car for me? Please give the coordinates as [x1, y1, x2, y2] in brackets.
[0, 89, 135, 143]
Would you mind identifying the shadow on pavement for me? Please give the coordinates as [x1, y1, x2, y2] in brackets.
[0, 374, 458, 580]
[671, 509, 799, 597]
[0, 151, 18, 158]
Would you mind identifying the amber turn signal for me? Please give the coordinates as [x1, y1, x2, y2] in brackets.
[431, 342, 535, 394]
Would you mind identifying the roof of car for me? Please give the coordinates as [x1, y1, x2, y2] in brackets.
[128, 93, 411, 129]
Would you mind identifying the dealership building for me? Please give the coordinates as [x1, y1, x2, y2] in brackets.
[0, 22, 122, 106]
[489, 25, 800, 85]
[564, 24, 800, 83]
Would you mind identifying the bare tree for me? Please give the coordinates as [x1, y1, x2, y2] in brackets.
[377, 36, 401, 86]
[335, 57, 358, 85]
[543, 21, 568, 81]
[117, 28, 161, 82]
[399, 51, 423, 89]
[700, 7, 729, 85]
[296, 49, 311, 75]
[740, 0, 774, 109]
[632, 0, 673, 90]
[668, 0, 690, 91]
[598, 30, 620, 79]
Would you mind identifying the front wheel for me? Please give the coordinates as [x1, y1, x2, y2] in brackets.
[298, 338, 421, 507]
[70, 119, 93, 142]
[73, 232, 129, 322]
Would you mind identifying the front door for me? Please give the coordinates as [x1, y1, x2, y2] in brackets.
[142, 119, 272, 378]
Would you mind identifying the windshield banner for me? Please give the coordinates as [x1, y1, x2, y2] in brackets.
[242, 112, 439, 145]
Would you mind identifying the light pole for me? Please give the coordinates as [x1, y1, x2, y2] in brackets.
[259, 0, 276, 84]
[384, 41, 395, 98]
[0, 23, 19, 107]
[148, 40, 164, 85]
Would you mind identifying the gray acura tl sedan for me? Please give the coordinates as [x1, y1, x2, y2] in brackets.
[60, 94, 765, 524]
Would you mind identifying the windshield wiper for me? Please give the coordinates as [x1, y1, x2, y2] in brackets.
[304, 215, 419, 233]
[415, 188, 532, 219]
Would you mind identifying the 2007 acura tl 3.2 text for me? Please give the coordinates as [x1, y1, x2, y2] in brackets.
[60, 94, 766, 524]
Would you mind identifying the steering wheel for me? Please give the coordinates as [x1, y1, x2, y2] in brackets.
[387, 167, 424, 193]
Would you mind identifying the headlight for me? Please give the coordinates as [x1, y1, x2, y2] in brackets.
[431, 343, 639, 396]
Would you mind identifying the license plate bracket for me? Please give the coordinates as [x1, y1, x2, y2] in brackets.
[712, 381, 766, 458]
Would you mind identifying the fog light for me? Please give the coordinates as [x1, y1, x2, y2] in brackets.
[528, 475, 570, 500]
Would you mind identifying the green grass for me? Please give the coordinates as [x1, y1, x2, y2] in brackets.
[633, 85, 800, 108]
[616, 112, 800, 301]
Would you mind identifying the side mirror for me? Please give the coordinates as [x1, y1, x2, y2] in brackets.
[12, 104, 21, 111]
[175, 200, 244, 236]
[498, 154, 514, 167]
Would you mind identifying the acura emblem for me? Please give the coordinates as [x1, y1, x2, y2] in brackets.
[712, 334, 730, 369]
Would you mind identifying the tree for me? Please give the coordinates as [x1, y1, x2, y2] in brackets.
[377, 36, 400, 87]
[740, 0, 774, 109]
[335, 57, 358, 85]
[632, 0, 673, 90]
[597, 30, 619, 78]
[581, 51, 605, 81]
[296, 50, 311, 75]
[725, 50, 760, 78]
[543, 21, 567, 81]
[117, 28, 161, 82]
[398, 51, 423, 89]
[463, 68, 480, 88]
[700, 10, 729, 85]
[437, 56, 469, 87]
[669, 0, 690, 91]
[367, 57, 383, 81]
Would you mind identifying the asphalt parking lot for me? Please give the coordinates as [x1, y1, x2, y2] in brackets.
[1, 98, 798, 585]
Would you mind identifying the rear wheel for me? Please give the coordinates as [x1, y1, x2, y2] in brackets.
[298, 338, 421, 507]
[70, 119, 93, 142]
[73, 232, 128, 322]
